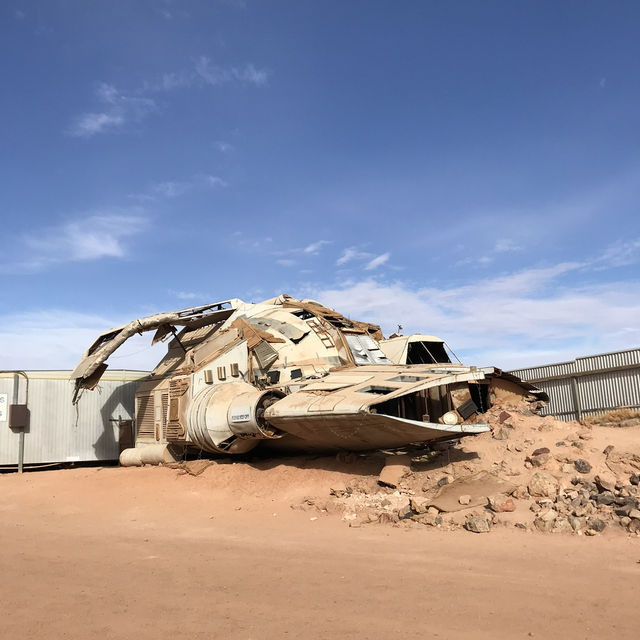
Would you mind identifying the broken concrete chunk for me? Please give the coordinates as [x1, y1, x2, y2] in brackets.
[533, 517, 554, 532]
[594, 472, 617, 493]
[568, 515, 587, 533]
[409, 498, 428, 514]
[377, 455, 411, 488]
[427, 471, 515, 513]
[397, 504, 413, 520]
[412, 513, 441, 526]
[528, 472, 559, 498]
[180, 459, 213, 476]
[488, 494, 516, 513]
[510, 485, 529, 500]
[606, 451, 640, 477]
[539, 508, 558, 523]
[553, 517, 572, 533]
[465, 515, 491, 533]
[378, 512, 399, 524]
[492, 427, 510, 441]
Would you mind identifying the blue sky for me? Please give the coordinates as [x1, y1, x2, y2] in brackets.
[2, 1, 639, 371]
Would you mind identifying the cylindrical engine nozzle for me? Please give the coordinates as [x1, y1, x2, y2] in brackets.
[186, 382, 284, 454]
[228, 390, 284, 439]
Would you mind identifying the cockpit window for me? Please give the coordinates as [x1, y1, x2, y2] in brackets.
[406, 341, 452, 364]
[346, 334, 392, 365]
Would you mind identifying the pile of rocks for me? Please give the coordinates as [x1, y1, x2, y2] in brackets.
[292, 396, 640, 536]
[528, 470, 640, 535]
[320, 468, 640, 535]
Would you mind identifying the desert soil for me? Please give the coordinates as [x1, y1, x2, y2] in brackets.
[1, 455, 639, 640]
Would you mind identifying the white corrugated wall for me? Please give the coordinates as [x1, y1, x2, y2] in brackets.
[0, 370, 148, 466]
[510, 347, 640, 421]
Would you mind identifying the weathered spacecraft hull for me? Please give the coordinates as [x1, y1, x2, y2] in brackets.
[71, 295, 547, 457]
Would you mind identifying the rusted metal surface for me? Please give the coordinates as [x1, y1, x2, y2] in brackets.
[71, 295, 546, 457]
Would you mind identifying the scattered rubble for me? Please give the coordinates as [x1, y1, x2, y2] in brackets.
[290, 394, 640, 537]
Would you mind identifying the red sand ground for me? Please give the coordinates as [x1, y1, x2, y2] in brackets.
[1, 460, 639, 639]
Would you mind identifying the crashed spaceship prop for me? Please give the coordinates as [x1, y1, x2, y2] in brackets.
[71, 295, 547, 464]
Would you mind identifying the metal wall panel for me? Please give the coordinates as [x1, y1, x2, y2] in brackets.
[578, 369, 640, 414]
[511, 361, 575, 381]
[510, 347, 640, 422]
[0, 370, 148, 466]
[575, 348, 640, 374]
[535, 378, 574, 419]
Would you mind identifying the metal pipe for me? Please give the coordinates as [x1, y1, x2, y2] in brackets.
[3, 371, 29, 473]
[12, 374, 25, 473]
[570, 376, 583, 423]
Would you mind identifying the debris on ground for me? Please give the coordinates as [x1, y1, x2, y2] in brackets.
[427, 471, 515, 512]
[287, 393, 640, 537]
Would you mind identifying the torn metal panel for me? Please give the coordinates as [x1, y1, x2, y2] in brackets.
[71, 301, 239, 398]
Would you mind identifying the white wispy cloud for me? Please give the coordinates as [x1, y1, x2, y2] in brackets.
[336, 246, 372, 266]
[595, 237, 640, 268]
[365, 252, 390, 270]
[69, 57, 269, 137]
[494, 238, 522, 253]
[194, 57, 269, 87]
[1, 212, 146, 273]
[131, 173, 228, 201]
[303, 240, 332, 254]
[68, 112, 125, 137]
[151, 180, 191, 198]
[204, 175, 228, 188]
[215, 141, 234, 153]
[68, 83, 156, 138]
[270, 239, 332, 263]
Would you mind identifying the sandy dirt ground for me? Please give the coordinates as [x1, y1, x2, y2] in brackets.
[1, 458, 639, 640]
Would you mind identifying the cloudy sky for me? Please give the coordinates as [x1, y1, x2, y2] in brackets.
[2, 1, 639, 372]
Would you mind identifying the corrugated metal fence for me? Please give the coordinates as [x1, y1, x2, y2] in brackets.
[511, 347, 640, 422]
[0, 370, 148, 466]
